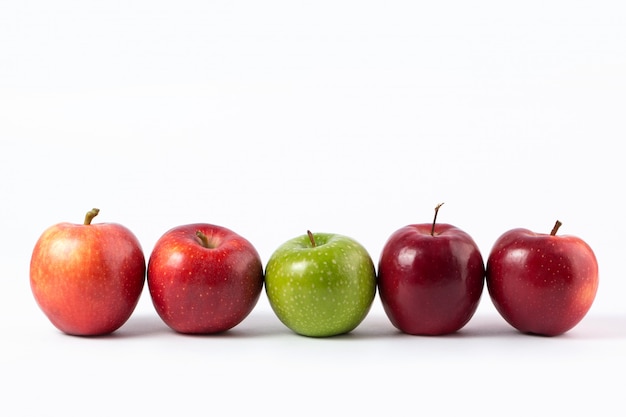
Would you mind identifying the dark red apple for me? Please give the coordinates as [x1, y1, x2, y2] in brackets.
[486, 220, 599, 336]
[30, 208, 146, 336]
[147, 223, 264, 334]
[377, 204, 485, 335]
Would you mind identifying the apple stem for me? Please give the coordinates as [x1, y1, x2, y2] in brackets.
[550, 220, 562, 236]
[84, 208, 100, 225]
[196, 231, 211, 248]
[307, 230, 317, 248]
[431, 203, 444, 236]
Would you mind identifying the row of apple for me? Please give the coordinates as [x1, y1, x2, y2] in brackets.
[29, 206, 599, 338]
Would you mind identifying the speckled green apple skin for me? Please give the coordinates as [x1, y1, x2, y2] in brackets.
[265, 233, 377, 337]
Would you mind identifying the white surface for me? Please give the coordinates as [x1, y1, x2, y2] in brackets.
[2, 1, 625, 416]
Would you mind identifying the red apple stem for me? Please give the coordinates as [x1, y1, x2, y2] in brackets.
[84, 208, 100, 225]
[196, 231, 211, 248]
[307, 230, 317, 248]
[550, 220, 562, 236]
[431, 203, 444, 236]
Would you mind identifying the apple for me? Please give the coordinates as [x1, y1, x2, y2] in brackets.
[377, 203, 485, 335]
[486, 220, 599, 336]
[147, 223, 264, 334]
[30, 208, 146, 336]
[264, 231, 377, 337]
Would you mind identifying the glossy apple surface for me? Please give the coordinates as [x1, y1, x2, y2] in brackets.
[378, 211, 485, 335]
[265, 232, 377, 337]
[147, 223, 264, 334]
[486, 221, 599, 336]
[30, 209, 146, 336]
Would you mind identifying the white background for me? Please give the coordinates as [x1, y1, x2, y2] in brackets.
[1, 1, 625, 416]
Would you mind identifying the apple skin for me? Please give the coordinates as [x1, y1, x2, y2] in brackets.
[486, 225, 599, 336]
[378, 223, 485, 335]
[264, 232, 377, 337]
[147, 223, 264, 334]
[30, 209, 146, 336]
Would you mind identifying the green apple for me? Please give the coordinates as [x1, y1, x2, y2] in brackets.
[265, 231, 377, 337]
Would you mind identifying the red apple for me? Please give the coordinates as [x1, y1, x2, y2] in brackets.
[486, 220, 599, 336]
[147, 223, 264, 334]
[377, 204, 485, 335]
[30, 208, 146, 336]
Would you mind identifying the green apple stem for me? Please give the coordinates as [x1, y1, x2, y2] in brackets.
[196, 231, 211, 248]
[550, 220, 562, 236]
[307, 230, 317, 247]
[431, 203, 444, 236]
[84, 208, 100, 225]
